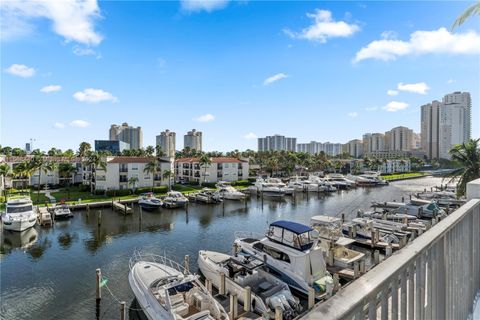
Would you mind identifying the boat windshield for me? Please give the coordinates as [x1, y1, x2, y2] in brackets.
[7, 205, 33, 213]
[426, 203, 440, 211]
[168, 281, 194, 295]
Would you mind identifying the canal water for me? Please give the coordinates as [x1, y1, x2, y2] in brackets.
[0, 177, 446, 320]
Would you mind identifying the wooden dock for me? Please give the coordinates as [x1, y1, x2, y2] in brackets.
[37, 207, 52, 226]
[112, 201, 133, 214]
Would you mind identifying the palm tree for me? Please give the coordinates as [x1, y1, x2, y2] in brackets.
[0, 163, 10, 202]
[143, 159, 157, 191]
[13, 161, 33, 191]
[77, 142, 92, 157]
[199, 154, 211, 185]
[128, 177, 139, 194]
[84, 152, 107, 194]
[145, 146, 155, 157]
[58, 162, 77, 200]
[30, 157, 56, 202]
[155, 145, 166, 157]
[452, 1, 480, 29]
[162, 169, 173, 191]
[448, 139, 480, 196]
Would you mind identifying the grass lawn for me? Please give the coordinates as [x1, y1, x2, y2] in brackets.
[382, 172, 427, 181]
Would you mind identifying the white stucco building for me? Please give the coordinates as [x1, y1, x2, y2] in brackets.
[378, 159, 411, 174]
[184, 129, 202, 151]
[156, 129, 176, 158]
[175, 157, 249, 183]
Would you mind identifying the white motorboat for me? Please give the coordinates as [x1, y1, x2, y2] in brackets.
[2, 195, 37, 232]
[250, 179, 286, 197]
[215, 185, 245, 201]
[372, 199, 446, 219]
[52, 204, 73, 220]
[288, 179, 321, 192]
[189, 188, 222, 204]
[234, 221, 333, 298]
[129, 251, 229, 320]
[265, 178, 295, 195]
[198, 250, 301, 319]
[139, 193, 163, 210]
[162, 191, 189, 208]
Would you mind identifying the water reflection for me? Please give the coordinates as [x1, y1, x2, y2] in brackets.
[26, 237, 52, 261]
[57, 232, 79, 249]
[1, 228, 38, 254]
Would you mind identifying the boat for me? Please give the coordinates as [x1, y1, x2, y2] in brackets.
[372, 199, 446, 219]
[52, 204, 73, 220]
[139, 193, 163, 210]
[162, 191, 189, 208]
[189, 188, 222, 204]
[361, 210, 418, 222]
[198, 250, 301, 319]
[309, 216, 365, 269]
[2, 194, 37, 232]
[287, 178, 321, 192]
[129, 251, 229, 320]
[250, 179, 286, 197]
[326, 174, 356, 188]
[264, 178, 295, 195]
[234, 221, 333, 298]
[215, 183, 246, 200]
[342, 218, 404, 246]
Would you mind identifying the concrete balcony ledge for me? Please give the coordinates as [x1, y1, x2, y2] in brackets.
[467, 178, 480, 200]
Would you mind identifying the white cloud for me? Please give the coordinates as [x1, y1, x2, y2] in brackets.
[54, 122, 65, 129]
[73, 88, 118, 103]
[244, 132, 257, 140]
[40, 85, 62, 93]
[397, 82, 429, 94]
[365, 106, 378, 111]
[70, 120, 90, 128]
[194, 114, 215, 122]
[354, 27, 480, 63]
[263, 73, 289, 86]
[383, 101, 409, 112]
[72, 45, 101, 59]
[284, 9, 360, 43]
[1, 0, 103, 45]
[5, 64, 35, 77]
[180, 0, 229, 12]
[347, 112, 358, 118]
[387, 89, 399, 96]
[447, 79, 455, 84]
[381, 30, 397, 39]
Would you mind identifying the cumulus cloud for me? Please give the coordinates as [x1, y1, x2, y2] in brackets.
[387, 89, 399, 96]
[447, 79, 455, 84]
[194, 114, 215, 122]
[347, 112, 358, 118]
[70, 120, 90, 128]
[1, 0, 103, 45]
[5, 64, 35, 77]
[263, 73, 289, 86]
[73, 88, 118, 103]
[383, 101, 409, 112]
[397, 82, 429, 94]
[54, 122, 65, 129]
[244, 132, 257, 140]
[40, 85, 62, 93]
[181, 0, 229, 12]
[380, 30, 398, 39]
[284, 9, 360, 43]
[354, 27, 480, 63]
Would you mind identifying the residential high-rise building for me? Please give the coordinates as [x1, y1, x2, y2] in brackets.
[421, 92, 471, 159]
[344, 139, 364, 158]
[363, 133, 385, 154]
[184, 129, 202, 151]
[385, 126, 415, 151]
[296, 141, 343, 156]
[257, 135, 297, 152]
[156, 130, 176, 158]
[109, 123, 143, 150]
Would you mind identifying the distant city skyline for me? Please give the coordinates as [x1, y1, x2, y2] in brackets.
[1, 1, 479, 151]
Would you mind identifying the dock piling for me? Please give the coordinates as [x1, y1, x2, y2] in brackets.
[308, 287, 315, 309]
[243, 286, 251, 312]
[219, 273, 226, 295]
[275, 306, 283, 320]
[333, 274, 340, 292]
[232, 242, 238, 257]
[183, 255, 190, 275]
[386, 245, 393, 257]
[353, 262, 359, 279]
[120, 301, 126, 320]
[229, 293, 238, 319]
[359, 259, 366, 274]
[373, 250, 380, 265]
[97, 211, 102, 226]
[96, 268, 102, 300]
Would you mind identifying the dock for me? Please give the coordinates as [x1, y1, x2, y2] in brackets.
[37, 207, 52, 226]
[112, 201, 133, 214]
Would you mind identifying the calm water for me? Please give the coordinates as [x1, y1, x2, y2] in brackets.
[0, 177, 446, 320]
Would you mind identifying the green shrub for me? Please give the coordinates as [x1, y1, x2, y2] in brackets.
[231, 180, 252, 187]
[106, 189, 131, 197]
[247, 178, 257, 183]
[79, 184, 90, 192]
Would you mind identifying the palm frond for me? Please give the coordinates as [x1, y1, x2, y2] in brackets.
[452, 1, 480, 30]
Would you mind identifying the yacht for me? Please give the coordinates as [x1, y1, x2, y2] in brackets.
[162, 191, 189, 208]
[342, 218, 403, 245]
[139, 193, 163, 211]
[287, 178, 321, 192]
[189, 188, 222, 204]
[215, 183, 246, 200]
[234, 221, 333, 298]
[372, 199, 446, 219]
[52, 203, 73, 220]
[198, 250, 301, 319]
[129, 251, 229, 320]
[250, 179, 286, 197]
[324, 174, 356, 189]
[310, 216, 365, 269]
[265, 178, 295, 195]
[2, 195, 37, 232]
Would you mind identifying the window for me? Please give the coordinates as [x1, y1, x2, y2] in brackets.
[262, 245, 290, 263]
[131, 164, 138, 170]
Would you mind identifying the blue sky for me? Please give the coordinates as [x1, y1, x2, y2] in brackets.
[1, 1, 479, 152]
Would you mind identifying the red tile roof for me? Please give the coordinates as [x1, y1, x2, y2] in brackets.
[175, 157, 244, 163]
[4, 156, 82, 163]
[108, 157, 159, 164]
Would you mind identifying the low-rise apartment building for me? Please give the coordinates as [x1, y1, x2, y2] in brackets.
[175, 157, 249, 183]
[378, 159, 411, 174]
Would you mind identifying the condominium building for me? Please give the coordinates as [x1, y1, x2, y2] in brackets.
[175, 157, 249, 183]
[378, 159, 411, 174]
[109, 123, 143, 150]
[87, 157, 174, 191]
[257, 135, 296, 152]
[363, 133, 386, 154]
[296, 141, 343, 156]
[385, 126, 415, 151]
[421, 92, 471, 159]
[156, 129, 176, 158]
[184, 129, 202, 151]
[344, 139, 364, 158]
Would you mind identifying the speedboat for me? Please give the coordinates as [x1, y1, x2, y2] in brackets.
[189, 188, 222, 204]
[52, 204, 73, 220]
[139, 193, 163, 210]
[129, 251, 229, 320]
[215, 185, 246, 201]
[162, 191, 189, 208]
[198, 250, 301, 319]
[372, 199, 446, 219]
[234, 221, 333, 298]
[2, 195, 37, 232]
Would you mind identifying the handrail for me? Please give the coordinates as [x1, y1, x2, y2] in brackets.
[302, 198, 480, 319]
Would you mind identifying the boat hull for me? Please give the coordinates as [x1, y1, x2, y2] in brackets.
[2, 215, 37, 232]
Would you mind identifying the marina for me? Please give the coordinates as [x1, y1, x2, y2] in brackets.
[0, 176, 461, 319]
